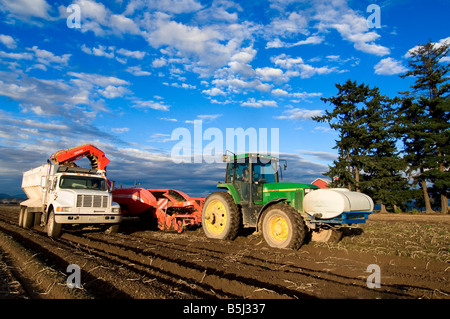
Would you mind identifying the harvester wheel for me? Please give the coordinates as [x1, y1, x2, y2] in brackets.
[261, 203, 306, 249]
[46, 209, 62, 238]
[311, 228, 342, 243]
[202, 191, 240, 240]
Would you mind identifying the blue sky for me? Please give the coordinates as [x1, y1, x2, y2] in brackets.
[0, 0, 449, 197]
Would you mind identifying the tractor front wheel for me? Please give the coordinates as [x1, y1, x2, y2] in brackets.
[261, 203, 306, 249]
[202, 191, 241, 240]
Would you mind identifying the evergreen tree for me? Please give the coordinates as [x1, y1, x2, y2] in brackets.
[313, 79, 369, 192]
[398, 40, 449, 214]
[314, 80, 408, 212]
[359, 92, 409, 212]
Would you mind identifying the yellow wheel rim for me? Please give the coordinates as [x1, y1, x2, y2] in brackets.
[267, 214, 289, 243]
[204, 199, 227, 235]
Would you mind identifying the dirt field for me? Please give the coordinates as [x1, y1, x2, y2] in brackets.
[0, 205, 448, 300]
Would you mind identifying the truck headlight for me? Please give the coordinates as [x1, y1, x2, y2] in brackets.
[112, 207, 121, 213]
[56, 206, 72, 212]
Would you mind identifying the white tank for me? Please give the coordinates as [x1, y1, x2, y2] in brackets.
[303, 188, 374, 219]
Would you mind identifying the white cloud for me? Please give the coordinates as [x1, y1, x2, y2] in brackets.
[152, 57, 168, 68]
[133, 100, 170, 111]
[116, 48, 146, 59]
[276, 108, 323, 120]
[272, 89, 322, 100]
[272, 54, 304, 69]
[110, 14, 140, 34]
[112, 127, 130, 134]
[159, 117, 178, 122]
[0, 34, 16, 49]
[313, 1, 390, 56]
[0, 50, 33, 60]
[374, 57, 408, 75]
[202, 87, 226, 96]
[0, 0, 51, 20]
[28, 46, 71, 67]
[267, 11, 309, 39]
[241, 98, 277, 108]
[126, 66, 152, 76]
[69, 72, 129, 87]
[142, 11, 256, 77]
[0, 70, 123, 119]
[145, 14, 226, 69]
[98, 85, 129, 99]
[291, 91, 322, 99]
[354, 41, 390, 56]
[212, 77, 272, 93]
[195, 0, 240, 23]
[81, 44, 115, 58]
[171, 82, 196, 89]
[271, 53, 338, 79]
[71, 0, 141, 36]
[405, 37, 450, 59]
[255, 67, 285, 82]
[126, 0, 203, 15]
[300, 150, 337, 161]
[272, 88, 289, 96]
[197, 114, 223, 122]
[266, 35, 324, 49]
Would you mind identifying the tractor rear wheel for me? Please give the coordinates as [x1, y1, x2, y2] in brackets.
[202, 191, 241, 240]
[261, 203, 306, 249]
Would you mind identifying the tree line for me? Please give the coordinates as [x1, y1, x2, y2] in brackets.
[313, 40, 449, 214]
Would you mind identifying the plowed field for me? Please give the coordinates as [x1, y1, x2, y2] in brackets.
[0, 205, 448, 300]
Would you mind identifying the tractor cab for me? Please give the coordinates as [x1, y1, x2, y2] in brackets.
[223, 153, 279, 205]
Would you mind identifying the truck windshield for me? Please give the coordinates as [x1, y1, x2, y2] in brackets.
[59, 175, 107, 191]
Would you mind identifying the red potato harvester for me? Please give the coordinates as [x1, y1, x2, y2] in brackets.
[112, 188, 205, 233]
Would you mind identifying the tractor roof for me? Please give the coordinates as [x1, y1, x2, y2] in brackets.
[222, 153, 279, 162]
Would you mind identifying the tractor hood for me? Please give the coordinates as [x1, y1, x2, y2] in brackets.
[262, 183, 319, 211]
[263, 182, 319, 193]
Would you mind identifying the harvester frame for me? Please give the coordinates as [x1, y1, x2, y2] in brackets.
[112, 188, 205, 233]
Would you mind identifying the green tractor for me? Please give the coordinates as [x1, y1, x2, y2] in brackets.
[202, 153, 374, 249]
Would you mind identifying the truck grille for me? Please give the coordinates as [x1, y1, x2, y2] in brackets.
[76, 195, 108, 208]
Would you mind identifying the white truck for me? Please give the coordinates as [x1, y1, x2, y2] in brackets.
[19, 145, 122, 237]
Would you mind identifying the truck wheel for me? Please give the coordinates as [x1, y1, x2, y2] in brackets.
[105, 224, 119, 234]
[261, 203, 306, 249]
[19, 206, 34, 228]
[202, 191, 241, 240]
[18, 206, 25, 227]
[311, 228, 342, 243]
[22, 208, 34, 229]
[46, 209, 62, 238]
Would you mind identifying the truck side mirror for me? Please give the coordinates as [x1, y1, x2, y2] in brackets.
[40, 176, 46, 188]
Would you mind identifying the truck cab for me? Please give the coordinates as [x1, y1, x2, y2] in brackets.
[48, 166, 121, 226]
[20, 152, 122, 238]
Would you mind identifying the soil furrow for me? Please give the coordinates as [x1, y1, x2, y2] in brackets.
[0, 205, 448, 299]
